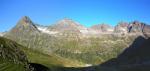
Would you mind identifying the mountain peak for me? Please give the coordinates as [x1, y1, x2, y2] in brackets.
[58, 18, 78, 25]
[10, 16, 39, 33]
[55, 18, 83, 28]
[16, 16, 36, 28]
[19, 16, 32, 25]
[22, 16, 29, 19]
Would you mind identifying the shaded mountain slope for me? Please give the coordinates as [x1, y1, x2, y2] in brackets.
[0, 37, 31, 71]
[100, 36, 150, 71]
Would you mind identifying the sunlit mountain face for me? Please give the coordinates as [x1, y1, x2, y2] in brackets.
[0, 15, 150, 71]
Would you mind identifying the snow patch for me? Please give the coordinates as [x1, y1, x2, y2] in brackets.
[80, 29, 89, 34]
[85, 64, 92, 67]
[0, 33, 4, 36]
[120, 28, 127, 32]
[107, 29, 114, 32]
[0, 34, 3, 36]
[37, 27, 58, 35]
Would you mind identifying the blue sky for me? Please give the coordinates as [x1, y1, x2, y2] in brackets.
[0, 0, 150, 32]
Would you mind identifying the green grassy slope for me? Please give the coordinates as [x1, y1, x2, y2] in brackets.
[0, 37, 30, 71]
[21, 47, 85, 68]
[0, 58, 26, 71]
[0, 36, 86, 71]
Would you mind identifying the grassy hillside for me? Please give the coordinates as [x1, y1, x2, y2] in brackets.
[0, 37, 85, 71]
[21, 47, 85, 68]
[53, 36, 135, 65]
[0, 58, 26, 71]
[0, 37, 30, 71]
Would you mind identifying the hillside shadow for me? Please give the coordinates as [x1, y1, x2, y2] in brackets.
[29, 63, 50, 71]
[100, 36, 150, 71]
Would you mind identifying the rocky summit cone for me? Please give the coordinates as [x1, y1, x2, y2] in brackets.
[10, 16, 39, 33]
[5, 16, 40, 43]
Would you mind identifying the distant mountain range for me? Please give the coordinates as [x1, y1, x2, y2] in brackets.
[1, 16, 148, 37]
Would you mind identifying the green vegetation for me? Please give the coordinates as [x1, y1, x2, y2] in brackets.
[21, 47, 85, 68]
[54, 36, 134, 65]
[0, 37, 30, 71]
[0, 58, 26, 71]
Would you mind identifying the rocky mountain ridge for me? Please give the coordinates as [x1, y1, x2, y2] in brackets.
[1, 16, 148, 37]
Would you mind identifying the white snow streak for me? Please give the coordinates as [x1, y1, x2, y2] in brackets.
[37, 27, 58, 35]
